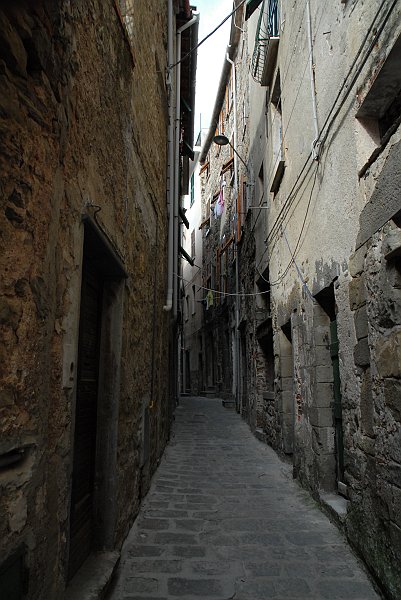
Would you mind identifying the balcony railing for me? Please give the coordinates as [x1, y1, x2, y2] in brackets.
[251, 0, 280, 85]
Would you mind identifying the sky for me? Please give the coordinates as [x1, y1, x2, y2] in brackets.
[193, 0, 234, 139]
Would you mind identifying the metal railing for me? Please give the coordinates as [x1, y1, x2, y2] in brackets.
[251, 0, 280, 84]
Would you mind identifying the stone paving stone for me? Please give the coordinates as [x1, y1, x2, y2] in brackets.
[167, 577, 230, 597]
[153, 533, 198, 545]
[107, 397, 382, 600]
[138, 519, 171, 531]
[127, 546, 165, 558]
[124, 577, 159, 593]
[171, 546, 206, 558]
[316, 578, 381, 599]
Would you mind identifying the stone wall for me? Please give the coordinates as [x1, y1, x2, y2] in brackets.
[232, 0, 401, 596]
[0, 1, 170, 597]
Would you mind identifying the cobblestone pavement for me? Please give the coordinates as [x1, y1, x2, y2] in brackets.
[107, 397, 382, 600]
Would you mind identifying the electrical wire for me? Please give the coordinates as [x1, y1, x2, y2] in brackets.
[257, 161, 319, 286]
[245, 0, 327, 238]
[265, 0, 397, 252]
[169, 0, 247, 69]
[176, 272, 271, 298]
[255, 0, 396, 288]
[262, 0, 328, 191]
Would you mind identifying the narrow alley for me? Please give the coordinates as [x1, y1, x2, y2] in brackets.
[107, 397, 381, 600]
[1, 2, 401, 598]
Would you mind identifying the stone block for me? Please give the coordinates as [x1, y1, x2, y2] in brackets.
[354, 306, 368, 340]
[281, 418, 294, 454]
[349, 243, 367, 277]
[281, 390, 294, 414]
[309, 407, 334, 428]
[357, 434, 375, 456]
[379, 461, 401, 488]
[315, 383, 334, 408]
[316, 365, 333, 383]
[280, 355, 294, 377]
[387, 428, 401, 464]
[384, 378, 401, 421]
[312, 426, 335, 455]
[314, 326, 330, 347]
[317, 454, 337, 491]
[360, 369, 374, 436]
[281, 376, 293, 391]
[389, 522, 401, 553]
[376, 328, 401, 377]
[315, 346, 331, 366]
[354, 337, 370, 367]
[383, 229, 401, 260]
[349, 276, 367, 310]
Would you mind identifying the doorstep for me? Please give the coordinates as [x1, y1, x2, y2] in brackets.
[320, 492, 349, 526]
[65, 551, 120, 600]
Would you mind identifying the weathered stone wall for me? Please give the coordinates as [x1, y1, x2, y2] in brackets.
[199, 86, 237, 399]
[0, 1, 170, 597]
[236, 0, 401, 596]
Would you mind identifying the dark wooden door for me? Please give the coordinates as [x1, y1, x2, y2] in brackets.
[330, 319, 345, 485]
[68, 260, 102, 580]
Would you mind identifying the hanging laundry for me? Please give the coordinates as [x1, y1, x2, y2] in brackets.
[215, 177, 225, 217]
[206, 289, 214, 309]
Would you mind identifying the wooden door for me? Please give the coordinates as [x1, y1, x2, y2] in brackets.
[68, 260, 102, 580]
[330, 319, 345, 485]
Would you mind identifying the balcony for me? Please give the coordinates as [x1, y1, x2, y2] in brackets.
[251, 0, 280, 87]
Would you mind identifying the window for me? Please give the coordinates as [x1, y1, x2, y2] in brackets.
[356, 33, 401, 176]
[220, 249, 228, 297]
[190, 174, 195, 207]
[185, 295, 189, 321]
[192, 285, 196, 314]
[191, 229, 195, 259]
[270, 70, 285, 194]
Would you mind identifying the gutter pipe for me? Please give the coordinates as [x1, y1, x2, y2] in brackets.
[173, 13, 200, 318]
[164, 0, 175, 311]
[306, 0, 319, 159]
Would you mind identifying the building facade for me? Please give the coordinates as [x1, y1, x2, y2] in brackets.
[180, 134, 205, 396]
[0, 1, 197, 598]
[197, 0, 401, 597]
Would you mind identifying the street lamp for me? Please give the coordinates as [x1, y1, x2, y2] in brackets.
[213, 134, 249, 173]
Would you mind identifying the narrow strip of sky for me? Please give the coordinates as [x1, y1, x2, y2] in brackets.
[194, 0, 234, 138]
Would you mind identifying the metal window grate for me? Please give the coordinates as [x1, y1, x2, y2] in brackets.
[251, 0, 279, 84]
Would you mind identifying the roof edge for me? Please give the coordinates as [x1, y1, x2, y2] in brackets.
[199, 0, 244, 164]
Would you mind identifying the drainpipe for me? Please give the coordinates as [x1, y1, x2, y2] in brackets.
[226, 51, 241, 412]
[173, 13, 200, 319]
[306, 0, 319, 159]
[164, 0, 175, 311]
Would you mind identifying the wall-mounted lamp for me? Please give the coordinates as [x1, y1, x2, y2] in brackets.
[213, 134, 249, 173]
